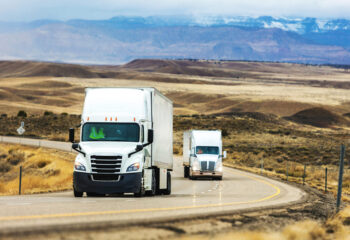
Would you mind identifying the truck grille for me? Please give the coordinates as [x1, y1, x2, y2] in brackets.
[92, 174, 120, 181]
[200, 161, 216, 171]
[91, 155, 122, 174]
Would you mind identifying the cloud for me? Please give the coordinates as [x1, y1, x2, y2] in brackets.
[0, 0, 350, 21]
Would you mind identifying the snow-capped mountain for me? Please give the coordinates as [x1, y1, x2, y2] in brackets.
[0, 16, 350, 64]
[189, 16, 350, 34]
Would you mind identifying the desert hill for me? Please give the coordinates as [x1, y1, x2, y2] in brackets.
[0, 59, 350, 125]
[286, 107, 350, 128]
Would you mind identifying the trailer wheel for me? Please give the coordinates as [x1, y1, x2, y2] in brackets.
[184, 166, 189, 178]
[163, 171, 171, 195]
[146, 169, 156, 196]
[73, 186, 83, 198]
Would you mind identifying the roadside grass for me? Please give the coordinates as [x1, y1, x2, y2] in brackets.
[179, 206, 350, 240]
[0, 143, 75, 195]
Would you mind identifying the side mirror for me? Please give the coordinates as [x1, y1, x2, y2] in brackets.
[136, 144, 143, 151]
[72, 143, 79, 150]
[69, 128, 75, 143]
[148, 129, 154, 143]
[223, 151, 227, 159]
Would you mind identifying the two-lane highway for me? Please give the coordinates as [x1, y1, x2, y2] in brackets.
[0, 137, 305, 233]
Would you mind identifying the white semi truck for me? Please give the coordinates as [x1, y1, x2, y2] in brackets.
[183, 130, 226, 180]
[69, 88, 173, 197]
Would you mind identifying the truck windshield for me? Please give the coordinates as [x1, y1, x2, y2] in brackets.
[196, 146, 219, 155]
[82, 123, 140, 142]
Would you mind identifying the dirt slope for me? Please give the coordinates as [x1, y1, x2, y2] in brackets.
[286, 107, 350, 128]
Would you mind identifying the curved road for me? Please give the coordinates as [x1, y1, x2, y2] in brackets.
[0, 136, 305, 233]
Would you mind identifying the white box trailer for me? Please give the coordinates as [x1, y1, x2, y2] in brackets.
[69, 87, 173, 197]
[183, 130, 226, 180]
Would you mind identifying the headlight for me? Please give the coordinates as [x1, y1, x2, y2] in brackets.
[216, 161, 223, 172]
[74, 162, 86, 171]
[192, 159, 200, 171]
[127, 162, 140, 172]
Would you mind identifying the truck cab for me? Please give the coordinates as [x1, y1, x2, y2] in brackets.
[183, 130, 226, 180]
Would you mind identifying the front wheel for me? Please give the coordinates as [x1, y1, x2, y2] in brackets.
[135, 174, 145, 197]
[163, 171, 171, 195]
[73, 186, 83, 197]
[184, 166, 189, 178]
[87, 192, 105, 197]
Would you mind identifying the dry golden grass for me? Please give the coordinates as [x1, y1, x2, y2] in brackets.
[1, 59, 350, 117]
[178, 206, 350, 240]
[0, 143, 75, 195]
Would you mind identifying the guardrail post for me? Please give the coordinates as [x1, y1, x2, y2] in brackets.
[19, 166, 22, 195]
[325, 167, 328, 193]
[286, 161, 289, 181]
[336, 145, 345, 213]
[303, 164, 306, 185]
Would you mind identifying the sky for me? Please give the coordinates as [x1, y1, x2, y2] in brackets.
[1, 0, 350, 22]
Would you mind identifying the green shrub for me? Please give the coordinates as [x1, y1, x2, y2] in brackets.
[222, 129, 229, 137]
[17, 110, 27, 118]
[44, 111, 54, 116]
[7, 149, 25, 165]
[0, 162, 11, 173]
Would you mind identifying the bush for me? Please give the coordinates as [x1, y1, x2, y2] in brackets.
[17, 110, 27, 118]
[0, 113, 7, 118]
[44, 111, 54, 116]
[222, 129, 229, 137]
[7, 149, 25, 165]
[0, 162, 11, 173]
[173, 146, 180, 155]
[37, 160, 50, 168]
[61, 112, 68, 116]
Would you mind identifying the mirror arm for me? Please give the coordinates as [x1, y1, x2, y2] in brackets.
[72, 143, 86, 157]
[142, 142, 152, 148]
[128, 141, 152, 158]
[72, 147, 86, 157]
[128, 149, 141, 158]
[74, 149, 86, 157]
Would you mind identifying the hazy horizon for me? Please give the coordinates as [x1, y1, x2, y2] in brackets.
[1, 0, 350, 22]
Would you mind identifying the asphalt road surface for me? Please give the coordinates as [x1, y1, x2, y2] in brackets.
[0, 136, 305, 233]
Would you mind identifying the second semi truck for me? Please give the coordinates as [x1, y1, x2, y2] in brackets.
[183, 130, 226, 180]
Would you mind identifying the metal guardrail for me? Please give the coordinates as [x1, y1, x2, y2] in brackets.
[0, 136, 72, 152]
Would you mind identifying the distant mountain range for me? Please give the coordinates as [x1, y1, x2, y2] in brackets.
[0, 16, 350, 64]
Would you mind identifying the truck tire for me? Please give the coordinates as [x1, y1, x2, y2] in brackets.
[87, 192, 105, 197]
[189, 169, 196, 180]
[163, 171, 171, 195]
[73, 186, 83, 197]
[135, 174, 145, 197]
[184, 166, 189, 178]
[134, 186, 145, 197]
[216, 176, 223, 181]
[145, 169, 156, 196]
